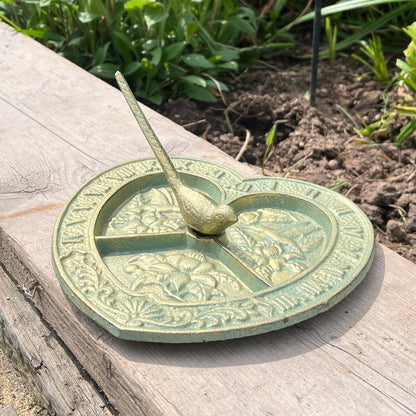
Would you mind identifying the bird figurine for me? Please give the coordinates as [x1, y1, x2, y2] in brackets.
[115, 71, 237, 235]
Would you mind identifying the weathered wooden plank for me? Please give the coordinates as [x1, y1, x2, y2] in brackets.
[1, 21, 416, 416]
[2, 223, 416, 415]
[0, 405, 18, 416]
[0, 265, 113, 416]
[0, 23, 254, 218]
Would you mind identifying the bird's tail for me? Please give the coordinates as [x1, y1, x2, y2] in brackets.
[115, 71, 181, 188]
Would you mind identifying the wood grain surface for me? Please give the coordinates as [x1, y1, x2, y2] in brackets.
[0, 405, 18, 416]
[0, 265, 112, 415]
[1, 22, 416, 415]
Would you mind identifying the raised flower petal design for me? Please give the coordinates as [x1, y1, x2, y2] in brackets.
[119, 250, 249, 303]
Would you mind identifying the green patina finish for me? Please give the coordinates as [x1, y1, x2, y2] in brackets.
[115, 71, 237, 236]
[52, 72, 375, 342]
[52, 157, 375, 343]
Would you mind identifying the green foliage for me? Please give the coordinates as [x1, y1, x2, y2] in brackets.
[397, 22, 416, 94]
[325, 17, 337, 69]
[298, 0, 416, 61]
[262, 122, 277, 174]
[327, 181, 349, 191]
[395, 22, 416, 144]
[358, 112, 394, 138]
[1, 0, 416, 104]
[357, 22, 416, 145]
[0, 0, 279, 104]
[300, 0, 415, 22]
[352, 34, 389, 83]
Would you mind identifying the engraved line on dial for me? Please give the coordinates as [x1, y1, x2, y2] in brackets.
[95, 232, 185, 255]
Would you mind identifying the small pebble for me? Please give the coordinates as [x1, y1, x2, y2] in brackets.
[386, 219, 407, 243]
[327, 159, 339, 170]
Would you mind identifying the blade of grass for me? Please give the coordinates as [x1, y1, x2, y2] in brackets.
[297, 0, 415, 24]
[325, 17, 338, 69]
[327, 181, 349, 191]
[302, 3, 412, 59]
[352, 34, 389, 82]
[395, 117, 416, 144]
[262, 122, 277, 173]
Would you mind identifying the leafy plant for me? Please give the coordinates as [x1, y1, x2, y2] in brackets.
[355, 22, 416, 145]
[358, 112, 394, 138]
[1, 0, 416, 104]
[0, 0, 263, 103]
[93, 0, 260, 104]
[352, 34, 389, 83]
[397, 23, 416, 91]
[395, 22, 416, 143]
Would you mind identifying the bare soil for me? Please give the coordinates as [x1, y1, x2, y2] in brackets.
[0, 348, 49, 415]
[159, 57, 416, 263]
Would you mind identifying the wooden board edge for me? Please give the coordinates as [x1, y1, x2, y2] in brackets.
[0, 249, 115, 415]
[0, 228, 165, 416]
[0, 405, 19, 416]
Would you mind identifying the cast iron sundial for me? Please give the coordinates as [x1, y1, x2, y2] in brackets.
[52, 73, 375, 343]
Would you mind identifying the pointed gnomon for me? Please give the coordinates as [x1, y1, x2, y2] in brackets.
[115, 71, 237, 235]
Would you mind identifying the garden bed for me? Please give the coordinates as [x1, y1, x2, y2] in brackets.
[159, 57, 416, 263]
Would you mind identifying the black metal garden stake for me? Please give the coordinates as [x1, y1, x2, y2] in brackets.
[310, 0, 322, 106]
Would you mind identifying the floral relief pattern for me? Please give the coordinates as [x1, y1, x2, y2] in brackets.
[106, 186, 186, 235]
[117, 250, 250, 302]
[223, 208, 325, 285]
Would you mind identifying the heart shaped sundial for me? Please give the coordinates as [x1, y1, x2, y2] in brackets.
[52, 74, 375, 343]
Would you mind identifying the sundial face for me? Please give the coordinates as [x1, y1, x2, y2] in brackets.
[52, 157, 375, 343]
